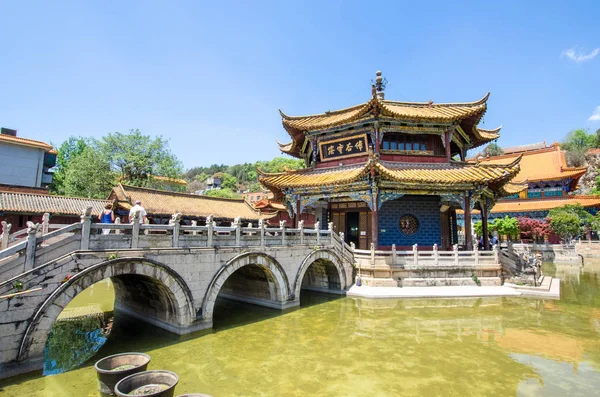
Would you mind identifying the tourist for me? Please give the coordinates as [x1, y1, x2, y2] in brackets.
[129, 200, 147, 224]
[99, 203, 115, 235]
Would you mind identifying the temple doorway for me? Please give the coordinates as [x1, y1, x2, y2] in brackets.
[346, 212, 360, 247]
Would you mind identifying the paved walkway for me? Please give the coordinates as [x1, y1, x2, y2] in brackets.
[347, 278, 560, 300]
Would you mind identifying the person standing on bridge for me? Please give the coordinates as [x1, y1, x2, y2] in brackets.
[99, 203, 115, 235]
[129, 200, 147, 224]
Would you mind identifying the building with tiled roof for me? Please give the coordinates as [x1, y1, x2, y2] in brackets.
[260, 71, 521, 250]
[465, 143, 600, 219]
[0, 190, 110, 232]
[0, 127, 56, 189]
[109, 184, 266, 224]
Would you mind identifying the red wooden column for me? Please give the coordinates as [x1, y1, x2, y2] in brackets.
[445, 130, 452, 160]
[464, 193, 472, 250]
[371, 190, 379, 249]
[481, 201, 489, 250]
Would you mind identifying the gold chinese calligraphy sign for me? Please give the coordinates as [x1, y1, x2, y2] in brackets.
[318, 133, 368, 162]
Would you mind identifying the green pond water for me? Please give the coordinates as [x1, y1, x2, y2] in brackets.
[1, 261, 600, 396]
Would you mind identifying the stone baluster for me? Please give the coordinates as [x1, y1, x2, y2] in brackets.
[473, 242, 479, 265]
[279, 220, 286, 246]
[392, 244, 397, 265]
[453, 244, 459, 266]
[339, 232, 345, 254]
[493, 243, 500, 264]
[80, 206, 93, 250]
[328, 222, 334, 245]
[143, 218, 150, 235]
[314, 221, 320, 245]
[25, 221, 40, 270]
[298, 220, 304, 244]
[114, 217, 121, 235]
[191, 220, 198, 236]
[413, 244, 418, 266]
[1, 221, 11, 250]
[41, 213, 50, 235]
[370, 243, 375, 265]
[433, 244, 439, 265]
[350, 241, 356, 252]
[259, 218, 265, 248]
[206, 215, 214, 247]
[169, 213, 182, 247]
[131, 209, 141, 249]
[234, 217, 242, 246]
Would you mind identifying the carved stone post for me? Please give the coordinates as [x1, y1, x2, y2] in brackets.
[279, 220, 286, 246]
[474, 243, 479, 265]
[413, 244, 418, 266]
[234, 217, 242, 246]
[131, 209, 141, 249]
[80, 206, 93, 250]
[42, 213, 50, 235]
[493, 243, 500, 264]
[259, 218, 265, 248]
[370, 242, 375, 266]
[206, 215, 214, 247]
[392, 244, 397, 265]
[453, 244, 459, 266]
[169, 213, 182, 247]
[433, 244, 439, 265]
[25, 221, 40, 270]
[143, 218, 150, 236]
[114, 217, 121, 235]
[339, 232, 345, 254]
[1, 221, 11, 250]
[315, 221, 320, 245]
[350, 242, 355, 252]
[191, 220, 198, 235]
[299, 220, 304, 244]
[328, 221, 334, 245]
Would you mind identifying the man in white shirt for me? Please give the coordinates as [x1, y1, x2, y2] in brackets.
[129, 200, 148, 224]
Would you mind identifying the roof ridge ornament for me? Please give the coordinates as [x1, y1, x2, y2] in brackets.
[372, 71, 386, 100]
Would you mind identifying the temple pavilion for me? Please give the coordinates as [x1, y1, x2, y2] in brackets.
[259, 72, 525, 251]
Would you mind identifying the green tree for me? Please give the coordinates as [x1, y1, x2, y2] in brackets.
[548, 204, 595, 242]
[63, 146, 116, 198]
[220, 173, 238, 190]
[491, 216, 519, 241]
[562, 128, 595, 151]
[50, 137, 92, 195]
[484, 143, 504, 156]
[204, 188, 241, 199]
[100, 129, 183, 187]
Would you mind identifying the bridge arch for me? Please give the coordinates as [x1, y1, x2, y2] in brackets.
[201, 252, 291, 321]
[294, 249, 347, 298]
[19, 257, 196, 361]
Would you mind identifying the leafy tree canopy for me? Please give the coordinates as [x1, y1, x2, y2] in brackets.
[100, 129, 183, 186]
[484, 143, 504, 156]
[204, 188, 241, 199]
[50, 136, 93, 195]
[547, 203, 599, 241]
[63, 146, 116, 199]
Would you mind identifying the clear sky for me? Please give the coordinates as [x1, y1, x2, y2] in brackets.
[1, 1, 599, 169]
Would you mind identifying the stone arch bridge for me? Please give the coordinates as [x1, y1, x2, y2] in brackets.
[0, 211, 354, 378]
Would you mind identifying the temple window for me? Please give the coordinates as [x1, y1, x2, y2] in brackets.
[527, 189, 542, 198]
[505, 194, 519, 200]
[382, 133, 429, 152]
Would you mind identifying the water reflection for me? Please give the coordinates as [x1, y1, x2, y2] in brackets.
[2, 262, 600, 396]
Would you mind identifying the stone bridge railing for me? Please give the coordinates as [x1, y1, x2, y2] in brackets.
[0, 207, 355, 283]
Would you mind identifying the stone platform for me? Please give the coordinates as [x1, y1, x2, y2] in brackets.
[347, 277, 560, 300]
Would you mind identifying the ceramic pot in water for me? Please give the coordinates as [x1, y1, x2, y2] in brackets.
[114, 370, 179, 397]
[94, 352, 151, 395]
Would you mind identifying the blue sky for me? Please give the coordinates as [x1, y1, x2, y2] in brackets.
[1, 1, 599, 169]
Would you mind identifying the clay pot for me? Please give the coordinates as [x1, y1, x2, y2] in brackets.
[114, 370, 179, 397]
[94, 352, 151, 395]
